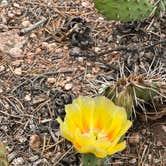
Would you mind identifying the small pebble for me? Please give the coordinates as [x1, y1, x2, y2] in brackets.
[0, 87, 3, 93]
[69, 47, 81, 57]
[47, 43, 57, 51]
[156, 141, 163, 146]
[12, 157, 24, 165]
[86, 73, 93, 78]
[30, 33, 37, 38]
[77, 57, 84, 63]
[0, 0, 8, 7]
[141, 129, 146, 135]
[29, 124, 36, 131]
[78, 66, 85, 72]
[21, 20, 31, 28]
[13, 3, 20, 8]
[24, 94, 31, 101]
[98, 17, 104, 20]
[162, 125, 166, 132]
[47, 77, 56, 84]
[129, 132, 141, 144]
[82, 2, 88, 7]
[15, 136, 27, 143]
[86, 62, 91, 66]
[129, 158, 137, 164]
[0, 65, 5, 72]
[7, 11, 15, 18]
[94, 47, 101, 52]
[64, 83, 73, 90]
[10, 47, 24, 58]
[63, 46, 68, 50]
[11, 60, 23, 67]
[148, 154, 152, 161]
[14, 67, 22, 76]
[15, 9, 22, 16]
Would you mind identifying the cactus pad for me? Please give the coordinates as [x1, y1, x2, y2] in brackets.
[94, 0, 154, 22]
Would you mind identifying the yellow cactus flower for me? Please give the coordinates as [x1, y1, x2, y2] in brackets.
[57, 96, 132, 158]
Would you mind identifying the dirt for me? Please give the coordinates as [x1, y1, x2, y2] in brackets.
[0, 0, 166, 165]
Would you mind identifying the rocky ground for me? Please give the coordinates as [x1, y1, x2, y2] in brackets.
[0, 0, 166, 165]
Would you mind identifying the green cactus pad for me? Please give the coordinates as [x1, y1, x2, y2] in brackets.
[94, 0, 154, 22]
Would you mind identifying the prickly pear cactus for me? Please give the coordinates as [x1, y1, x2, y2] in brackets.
[99, 73, 166, 117]
[93, 0, 154, 22]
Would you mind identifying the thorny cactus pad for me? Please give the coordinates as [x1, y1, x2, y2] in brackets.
[94, 0, 154, 22]
[100, 73, 166, 116]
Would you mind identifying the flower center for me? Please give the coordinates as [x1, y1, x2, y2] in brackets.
[82, 129, 107, 141]
[94, 130, 107, 140]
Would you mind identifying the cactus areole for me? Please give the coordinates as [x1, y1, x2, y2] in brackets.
[93, 0, 154, 22]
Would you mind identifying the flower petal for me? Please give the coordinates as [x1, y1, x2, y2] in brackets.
[57, 96, 132, 158]
[107, 141, 126, 155]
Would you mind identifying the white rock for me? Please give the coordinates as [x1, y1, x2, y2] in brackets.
[24, 94, 31, 101]
[82, 2, 88, 7]
[129, 158, 137, 164]
[77, 57, 84, 63]
[47, 77, 56, 84]
[0, 87, 3, 93]
[0, 65, 5, 72]
[21, 20, 31, 28]
[14, 67, 22, 75]
[7, 11, 15, 18]
[12, 157, 24, 165]
[162, 125, 166, 132]
[64, 83, 73, 90]
[94, 47, 101, 52]
[10, 47, 24, 58]
[0, 0, 9, 7]
[98, 17, 104, 20]
[13, 3, 20, 8]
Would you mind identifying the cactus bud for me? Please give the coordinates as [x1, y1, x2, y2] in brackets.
[115, 89, 133, 118]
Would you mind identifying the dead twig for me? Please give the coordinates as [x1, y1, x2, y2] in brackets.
[32, 69, 73, 84]
[55, 146, 73, 165]
[138, 107, 166, 121]
[11, 70, 73, 93]
[97, 39, 166, 57]
[20, 17, 48, 35]
[49, 121, 58, 143]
